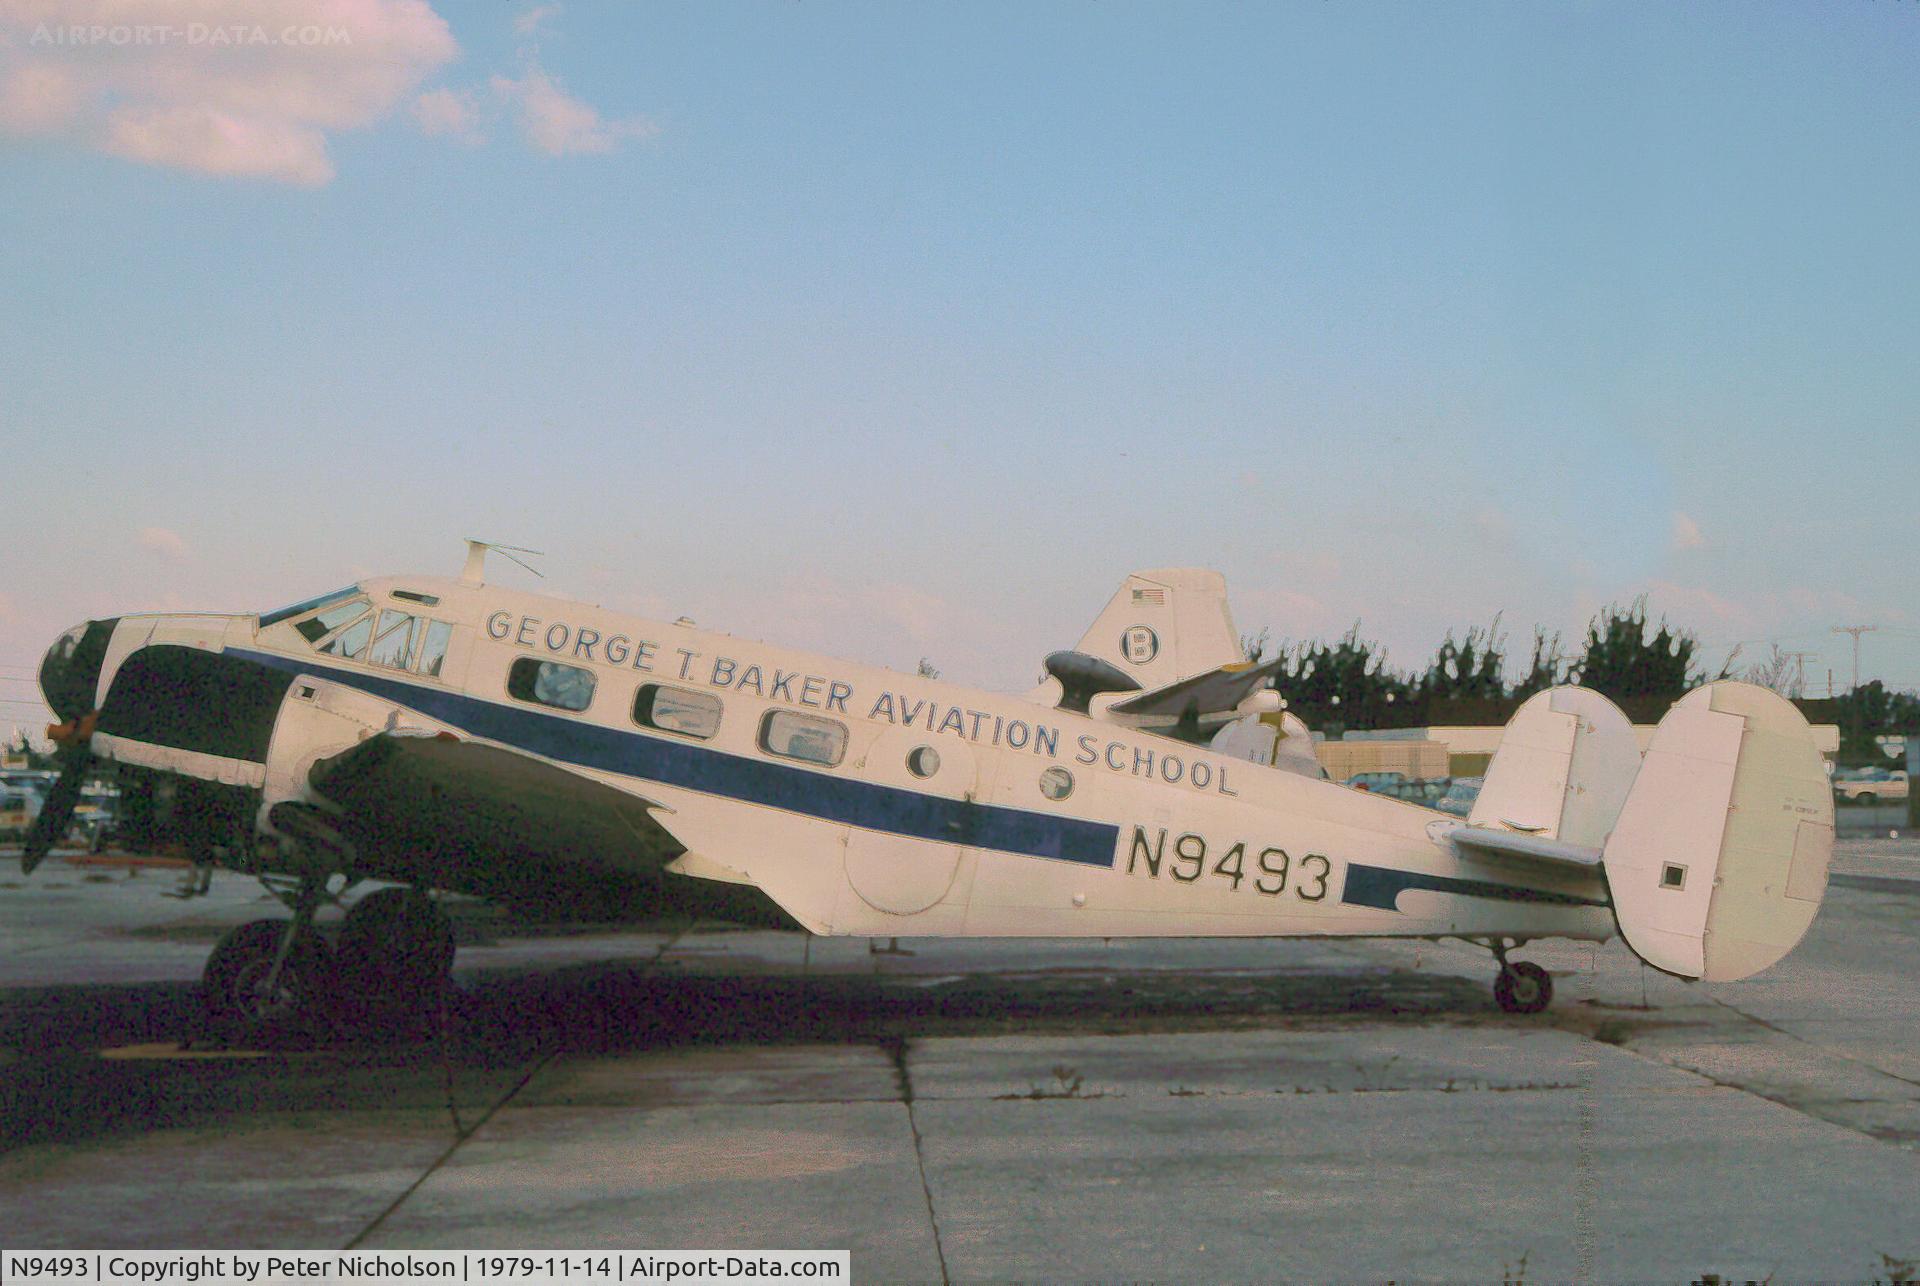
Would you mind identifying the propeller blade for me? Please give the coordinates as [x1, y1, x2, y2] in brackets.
[23, 744, 90, 876]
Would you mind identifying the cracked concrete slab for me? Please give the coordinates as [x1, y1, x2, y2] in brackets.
[357, 1100, 943, 1279]
[515, 1045, 902, 1109]
[905, 1025, 1697, 1101]
[0, 1110, 465, 1248]
[912, 1081, 1920, 1282]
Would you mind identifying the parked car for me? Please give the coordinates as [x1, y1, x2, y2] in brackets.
[1372, 779, 1450, 806]
[0, 788, 39, 839]
[1834, 767, 1908, 803]
[1346, 771, 1408, 792]
[1434, 777, 1484, 818]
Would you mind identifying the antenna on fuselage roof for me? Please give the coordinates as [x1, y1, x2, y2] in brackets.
[460, 538, 546, 586]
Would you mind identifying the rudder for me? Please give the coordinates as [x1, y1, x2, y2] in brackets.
[1603, 681, 1833, 981]
[1069, 568, 1245, 691]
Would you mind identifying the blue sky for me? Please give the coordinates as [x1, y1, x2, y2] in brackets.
[3, 1, 1917, 734]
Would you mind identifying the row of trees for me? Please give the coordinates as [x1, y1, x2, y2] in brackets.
[1247, 599, 1915, 759]
[1246, 598, 1709, 718]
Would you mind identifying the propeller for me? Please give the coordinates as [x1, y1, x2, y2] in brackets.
[23, 716, 94, 875]
[24, 617, 116, 876]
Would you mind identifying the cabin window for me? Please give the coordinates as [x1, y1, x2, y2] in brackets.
[296, 598, 371, 644]
[760, 710, 847, 767]
[367, 610, 421, 670]
[1661, 863, 1687, 891]
[1039, 766, 1074, 800]
[262, 586, 358, 629]
[634, 684, 722, 739]
[907, 746, 940, 778]
[391, 589, 441, 607]
[507, 658, 595, 712]
[416, 620, 454, 677]
[319, 614, 374, 660]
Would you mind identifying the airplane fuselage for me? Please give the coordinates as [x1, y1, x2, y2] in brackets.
[58, 571, 1616, 946]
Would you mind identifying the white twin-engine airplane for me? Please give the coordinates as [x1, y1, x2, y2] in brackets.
[26, 543, 1833, 1037]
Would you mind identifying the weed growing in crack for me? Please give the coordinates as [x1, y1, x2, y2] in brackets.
[997, 1064, 1099, 1100]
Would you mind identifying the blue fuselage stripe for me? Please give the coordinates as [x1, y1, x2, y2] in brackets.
[1342, 862, 1610, 911]
[234, 649, 1119, 868]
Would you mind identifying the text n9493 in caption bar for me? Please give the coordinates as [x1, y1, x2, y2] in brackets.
[1, 1253, 850, 1285]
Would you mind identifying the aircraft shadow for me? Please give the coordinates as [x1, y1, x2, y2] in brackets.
[0, 957, 1491, 1153]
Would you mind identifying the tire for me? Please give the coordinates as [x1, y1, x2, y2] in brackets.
[202, 919, 333, 1042]
[334, 888, 456, 1031]
[1493, 961, 1553, 1015]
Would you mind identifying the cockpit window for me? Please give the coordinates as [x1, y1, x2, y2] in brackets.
[319, 614, 374, 660]
[261, 586, 359, 629]
[295, 598, 373, 644]
[417, 620, 453, 677]
[367, 609, 421, 670]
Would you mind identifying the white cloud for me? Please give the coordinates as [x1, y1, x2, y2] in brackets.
[0, 0, 456, 184]
[411, 86, 483, 144]
[514, 4, 561, 38]
[1671, 511, 1706, 552]
[0, 59, 78, 132]
[137, 526, 190, 560]
[107, 103, 334, 184]
[491, 63, 653, 156]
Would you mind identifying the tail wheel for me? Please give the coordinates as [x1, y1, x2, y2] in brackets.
[334, 887, 456, 1030]
[202, 919, 333, 1042]
[1493, 960, 1553, 1015]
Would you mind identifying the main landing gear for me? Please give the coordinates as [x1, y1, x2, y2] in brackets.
[1482, 938, 1553, 1015]
[199, 876, 457, 1044]
[202, 873, 333, 1041]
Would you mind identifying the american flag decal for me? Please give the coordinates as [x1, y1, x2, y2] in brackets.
[1131, 587, 1166, 606]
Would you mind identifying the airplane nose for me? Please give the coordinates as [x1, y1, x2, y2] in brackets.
[39, 619, 117, 724]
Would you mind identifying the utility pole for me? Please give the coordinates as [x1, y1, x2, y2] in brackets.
[1831, 625, 1878, 691]
[1784, 651, 1819, 700]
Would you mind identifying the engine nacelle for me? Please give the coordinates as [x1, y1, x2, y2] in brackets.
[259, 676, 458, 848]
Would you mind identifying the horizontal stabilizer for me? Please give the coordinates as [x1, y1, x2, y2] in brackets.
[1602, 682, 1833, 982]
[1468, 686, 1639, 847]
[1108, 657, 1285, 722]
[1445, 823, 1603, 871]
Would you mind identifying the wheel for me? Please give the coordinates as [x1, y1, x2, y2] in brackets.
[1493, 960, 1553, 1015]
[1856, 793, 1877, 806]
[202, 919, 333, 1042]
[333, 887, 456, 1031]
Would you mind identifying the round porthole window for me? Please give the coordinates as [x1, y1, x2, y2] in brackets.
[1039, 766, 1074, 800]
[907, 746, 941, 778]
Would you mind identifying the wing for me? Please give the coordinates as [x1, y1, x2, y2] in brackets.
[300, 732, 796, 925]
